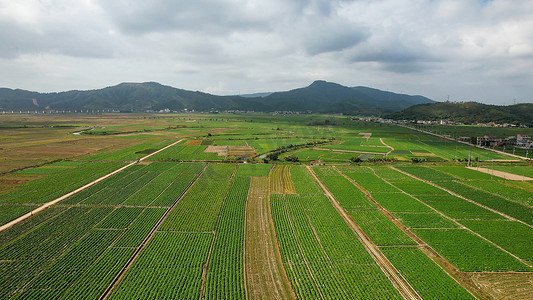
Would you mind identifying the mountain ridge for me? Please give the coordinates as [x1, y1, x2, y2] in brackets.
[386, 101, 533, 126]
[0, 80, 434, 114]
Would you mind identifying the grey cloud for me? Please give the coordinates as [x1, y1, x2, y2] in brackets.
[0, 18, 115, 59]
[97, 0, 270, 35]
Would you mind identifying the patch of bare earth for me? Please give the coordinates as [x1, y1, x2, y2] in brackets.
[470, 273, 533, 300]
[185, 139, 202, 145]
[467, 167, 533, 181]
[244, 176, 295, 300]
[411, 152, 437, 157]
[204, 145, 228, 156]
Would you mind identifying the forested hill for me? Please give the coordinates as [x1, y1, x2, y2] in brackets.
[0, 81, 434, 115]
[386, 102, 533, 126]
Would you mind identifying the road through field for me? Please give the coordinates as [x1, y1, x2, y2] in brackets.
[467, 167, 533, 181]
[0, 139, 183, 233]
[306, 166, 422, 300]
[244, 176, 295, 300]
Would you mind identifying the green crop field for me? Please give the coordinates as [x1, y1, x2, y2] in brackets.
[0, 113, 531, 299]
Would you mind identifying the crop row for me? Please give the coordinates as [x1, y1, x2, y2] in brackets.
[271, 192, 403, 299]
[313, 166, 374, 209]
[0, 206, 67, 247]
[412, 229, 531, 272]
[113, 207, 167, 248]
[463, 180, 532, 206]
[458, 220, 533, 264]
[96, 207, 145, 229]
[83, 140, 174, 161]
[109, 232, 213, 299]
[395, 166, 533, 224]
[14, 229, 121, 299]
[290, 165, 322, 195]
[60, 247, 135, 299]
[348, 209, 416, 246]
[437, 181, 533, 225]
[159, 164, 234, 231]
[338, 166, 400, 192]
[204, 176, 250, 299]
[0, 161, 126, 205]
[381, 247, 475, 299]
[0, 207, 114, 299]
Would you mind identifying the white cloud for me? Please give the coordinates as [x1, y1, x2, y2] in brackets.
[0, 0, 532, 104]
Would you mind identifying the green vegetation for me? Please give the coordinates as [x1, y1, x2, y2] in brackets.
[413, 229, 531, 272]
[381, 247, 475, 299]
[1, 113, 529, 299]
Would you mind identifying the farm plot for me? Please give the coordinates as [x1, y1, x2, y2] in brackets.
[148, 143, 222, 161]
[397, 166, 533, 224]
[338, 166, 400, 192]
[235, 163, 272, 177]
[463, 180, 533, 206]
[394, 212, 459, 229]
[381, 247, 475, 300]
[459, 220, 533, 264]
[110, 232, 213, 299]
[486, 166, 533, 178]
[437, 181, 533, 225]
[271, 193, 402, 299]
[0, 161, 125, 205]
[312, 166, 374, 209]
[349, 209, 416, 246]
[0, 206, 115, 299]
[159, 164, 235, 231]
[205, 176, 250, 299]
[412, 229, 531, 272]
[370, 192, 433, 213]
[269, 165, 296, 194]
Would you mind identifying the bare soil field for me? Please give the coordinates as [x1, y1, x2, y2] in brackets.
[244, 176, 295, 299]
[470, 273, 533, 300]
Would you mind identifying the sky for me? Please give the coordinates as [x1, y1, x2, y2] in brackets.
[1, 0, 532, 105]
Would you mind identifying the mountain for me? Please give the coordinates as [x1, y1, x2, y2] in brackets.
[386, 102, 533, 126]
[0, 80, 434, 115]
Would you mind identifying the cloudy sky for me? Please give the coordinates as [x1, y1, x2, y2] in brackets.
[1, 0, 532, 104]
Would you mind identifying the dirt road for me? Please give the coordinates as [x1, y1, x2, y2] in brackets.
[244, 176, 295, 300]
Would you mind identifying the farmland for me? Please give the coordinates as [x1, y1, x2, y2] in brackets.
[0, 113, 531, 299]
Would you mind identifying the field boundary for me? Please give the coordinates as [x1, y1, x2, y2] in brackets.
[305, 166, 422, 300]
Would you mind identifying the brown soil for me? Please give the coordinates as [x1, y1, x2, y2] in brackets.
[185, 139, 202, 145]
[244, 176, 295, 300]
[470, 272, 533, 300]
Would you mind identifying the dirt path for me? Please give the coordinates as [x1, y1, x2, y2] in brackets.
[244, 177, 295, 300]
[380, 138, 395, 156]
[305, 166, 422, 300]
[467, 167, 533, 181]
[0, 139, 184, 233]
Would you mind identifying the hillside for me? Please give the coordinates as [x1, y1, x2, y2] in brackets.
[386, 102, 533, 126]
[0, 80, 434, 114]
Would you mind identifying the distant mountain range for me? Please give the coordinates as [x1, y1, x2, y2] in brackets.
[0, 80, 434, 115]
[386, 101, 533, 126]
